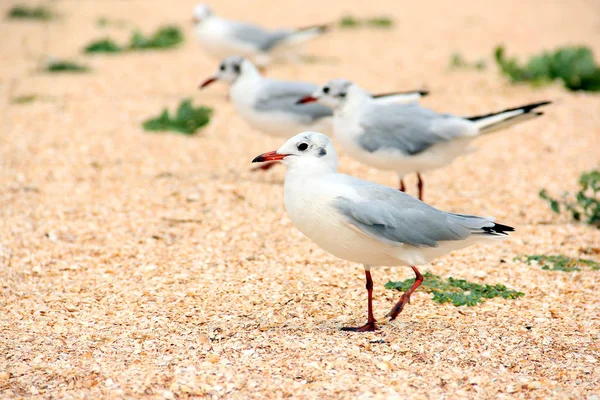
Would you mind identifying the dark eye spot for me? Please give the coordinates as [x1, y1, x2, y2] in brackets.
[220, 64, 226, 71]
[318, 148, 327, 157]
[323, 87, 329, 94]
[297, 143, 308, 151]
[233, 64, 241, 74]
[338, 92, 346, 98]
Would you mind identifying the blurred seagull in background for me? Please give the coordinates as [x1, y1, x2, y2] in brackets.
[192, 3, 329, 67]
[298, 79, 551, 200]
[252, 132, 514, 332]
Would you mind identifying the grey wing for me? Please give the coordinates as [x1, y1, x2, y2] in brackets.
[358, 103, 474, 155]
[254, 80, 333, 122]
[229, 22, 292, 51]
[333, 180, 497, 248]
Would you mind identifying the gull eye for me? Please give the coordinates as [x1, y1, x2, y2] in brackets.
[233, 64, 241, 74]
[219, 64, 226, 71]
[323, 87, 330, 94]
[338, 92, 346, 98]
[297, 143, 309, 151]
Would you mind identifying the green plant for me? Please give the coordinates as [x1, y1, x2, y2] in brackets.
[143, 99, 212, 135]
[385, 272, 523, 307]
[366, 16, 394, 28]
[128, 26, 183, 50]
[7, 5, 53, 20]
[45, 60, 90, 73]
[450, 52, 486, 70]
[11, 95, 38, 104]
[96, 17, 130, 28]
[339, 15, 360, 28]
[84, 26, 183, 54]
[84, 38, 122, 53]
[495, 45, 600, 92]
[338, 14, 394, 29]
[516, 254, 599, 272]
[539, 170, 600, 227]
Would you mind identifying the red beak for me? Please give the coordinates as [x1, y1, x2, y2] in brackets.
[199, 76, 217, 89]
[252, 150, 289, 163]
[296, 95, 317, 104]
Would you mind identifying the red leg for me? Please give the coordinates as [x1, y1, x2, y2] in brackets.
[342, 269, 378, 332]
[399, 179, 406, 192]
[251, 161, 279, 172]
[386, 266, 423, 320]
[417, 173, 424, 201]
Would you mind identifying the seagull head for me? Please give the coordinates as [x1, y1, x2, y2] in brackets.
[199, 56, 258, 89]
[192, 4, 213, 24]
[296, 79, 358, 110]
[252, 132, 338, 171]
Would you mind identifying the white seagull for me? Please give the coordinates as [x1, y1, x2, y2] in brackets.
[252, 131, 514, 332]
[192, 3, 328, 67]
[297, 79, 551, 200]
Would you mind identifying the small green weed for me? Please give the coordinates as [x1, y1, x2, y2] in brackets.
[11, 95, 38, 104]
[495, 45, 600, 92]
[84, 39, 122, 54]
[338, 14, 394, 29]
[85, 26, 183, 54]
[385, 271, 523, 307]
[45, 60, 90, 73]
[539, 170, 600, 227]
[143, 99, 212, 135]
[516, 254, 599, 272]
[365, 16, 394, 28]
[96, 17, 130, 28]
[128, 26, 183, 50]
[7, 5, 53, 20]
[450, 52, 486, 70]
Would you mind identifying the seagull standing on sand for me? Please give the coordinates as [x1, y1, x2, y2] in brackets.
[297, 79, 551, 200]
[252, 132, 514, 332]
[192, 4, 328, 67]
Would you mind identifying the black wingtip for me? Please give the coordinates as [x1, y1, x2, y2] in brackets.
[519, 100, 552, 113]
[467, 100, 552, 122]
[483, 223, 515, 235]
[371, 89, 429, 99]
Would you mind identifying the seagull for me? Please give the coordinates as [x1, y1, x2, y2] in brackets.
[199, 56, 429, 139]
[297, 79, 551, 200]
[192, 3, 329, 67]
[252, 131, 514, 332]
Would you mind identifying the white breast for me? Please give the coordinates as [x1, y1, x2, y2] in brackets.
[283, 173, 407, 266]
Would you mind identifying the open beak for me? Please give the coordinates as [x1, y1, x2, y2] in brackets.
[252, 150, 289, 163]
[199, 76, 217, 89]
[296, 95, 317, 105]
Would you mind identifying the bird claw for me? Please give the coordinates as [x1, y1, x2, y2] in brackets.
[386, 294, 411, 320]
[341, 321, 379, 332]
